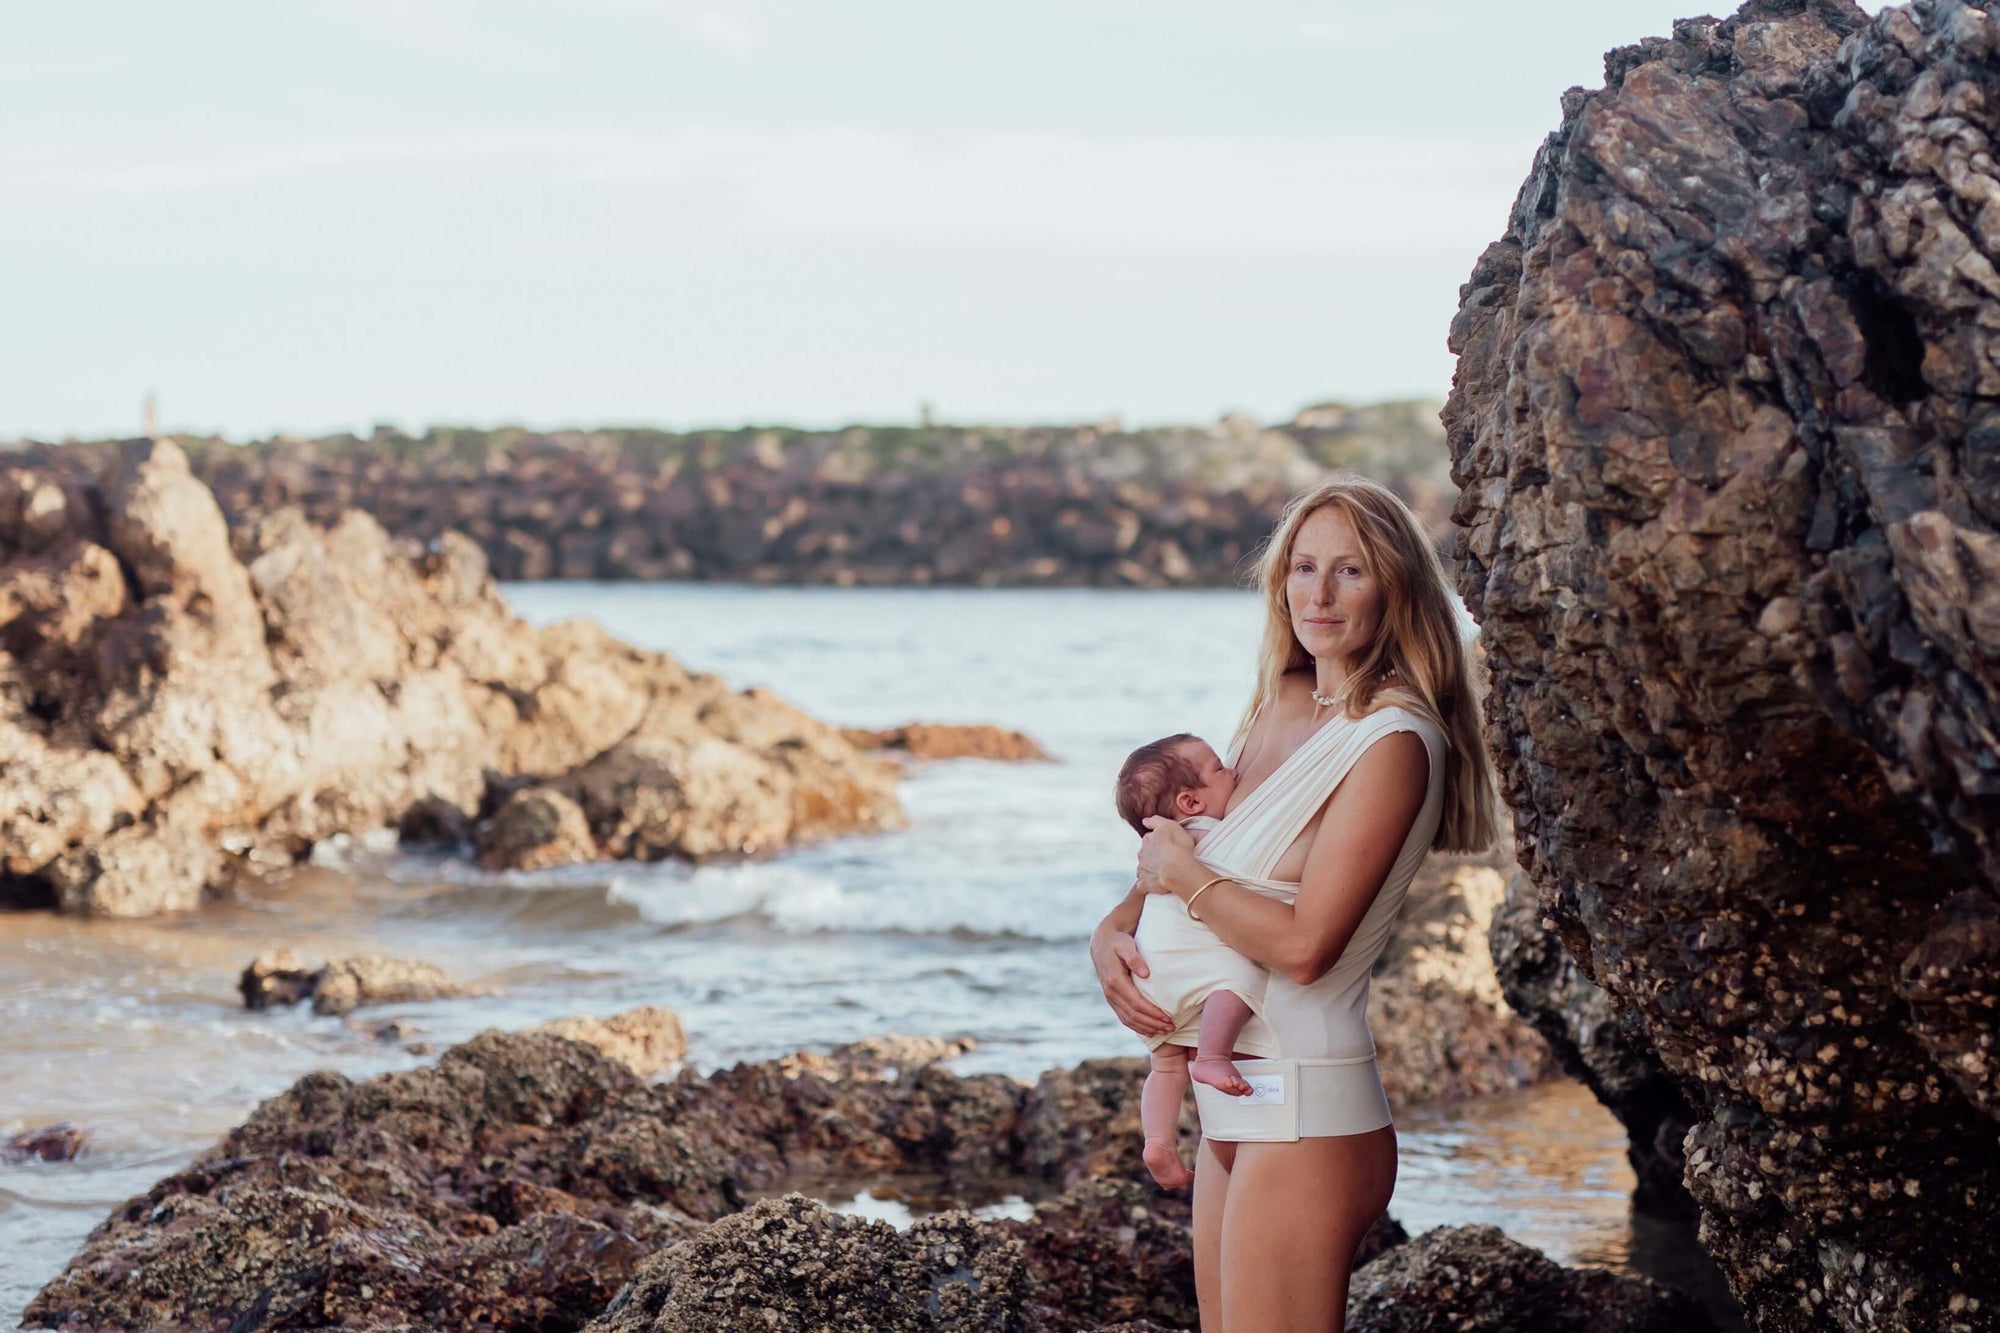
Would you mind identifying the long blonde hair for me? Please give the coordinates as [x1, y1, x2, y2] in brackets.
[1232, 476, 1499, 853]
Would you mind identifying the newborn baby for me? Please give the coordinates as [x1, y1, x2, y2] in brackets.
[1114, 732, 1263, 1190]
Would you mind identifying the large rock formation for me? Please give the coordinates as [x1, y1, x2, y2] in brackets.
[1448, 1, 2000, 1327]
[1490, 870, 1699, 1216]
[1369, 854, 1560, 1105]
[8, 405, 1454, 589]
[0, 439, 901, 916]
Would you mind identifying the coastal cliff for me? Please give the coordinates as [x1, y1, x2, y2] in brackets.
[10, 402, 1450, 589]
[1449, 1, 2000, 1327]
[0, 438, 902, 917]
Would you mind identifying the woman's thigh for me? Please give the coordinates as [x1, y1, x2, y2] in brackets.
[1216, 1127, 1397, 1332]
[1191, 1137, 1237, 1329]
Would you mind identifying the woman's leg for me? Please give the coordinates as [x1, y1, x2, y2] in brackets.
[1217, 1127, 1397, 1332]
[1191, 1135, 1236, 1331]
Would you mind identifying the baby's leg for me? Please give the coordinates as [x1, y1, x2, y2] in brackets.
[1188, 989, 1256, 1097]
[1140, 1046, 1195, 1189]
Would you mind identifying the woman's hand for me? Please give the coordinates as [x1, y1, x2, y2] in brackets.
[1090, 909, 1174, 1039]
[1135, 816, 1197, 895]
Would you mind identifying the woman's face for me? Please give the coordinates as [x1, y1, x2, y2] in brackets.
[1286, 505, 1385, 669]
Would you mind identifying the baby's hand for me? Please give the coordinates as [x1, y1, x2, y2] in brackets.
[1135, 816, 1196, 893]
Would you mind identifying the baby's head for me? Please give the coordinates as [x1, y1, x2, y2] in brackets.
[1114, 733, 1236, 835]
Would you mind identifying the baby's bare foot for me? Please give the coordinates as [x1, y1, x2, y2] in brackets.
[1189, 1056, 1253, 1097]
[1143, 1138, 1193, 1189]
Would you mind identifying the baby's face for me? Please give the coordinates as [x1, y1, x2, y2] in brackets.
[1176, 739, 1237, 818]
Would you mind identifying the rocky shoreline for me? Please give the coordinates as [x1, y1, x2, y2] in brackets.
[21, 1020, 1699, 1333]
[7, 401, 1452, 590]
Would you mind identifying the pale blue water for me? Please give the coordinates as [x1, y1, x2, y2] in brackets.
[0, 585, 1700, 1325]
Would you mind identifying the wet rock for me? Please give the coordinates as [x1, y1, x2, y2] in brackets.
[24, 1030, 1173, 1332]
[1346, 1225, 1712, 1333]
[4, 1124, 87, 1162]
[237, 947, 318, 1010]
[1489, 871, 1696, 1217]
[0, 439, 904, 917]
[1369, 854, 1558, 1106]
[587, 1194, 1032, 1332]
[534, 1006, 688, 1077]
[1446, 1, 2000, 1325]
[311, 955, 478, 1016]
[237, 949, 480, 1015]
[773, 1033, 977, 1081]
[477, 785, 599, 870]
[842, 722, 1054, 762]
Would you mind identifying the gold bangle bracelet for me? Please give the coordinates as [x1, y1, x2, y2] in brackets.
[1185, 875, 1231, 922]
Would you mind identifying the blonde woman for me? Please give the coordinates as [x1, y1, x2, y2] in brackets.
[1090, 476, 1499, 1331]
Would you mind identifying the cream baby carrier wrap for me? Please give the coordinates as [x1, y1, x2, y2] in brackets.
[1132, 703, 1445, 1141]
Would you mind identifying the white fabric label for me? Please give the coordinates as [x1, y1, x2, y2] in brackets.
[1240, 1074, 1286, 1105]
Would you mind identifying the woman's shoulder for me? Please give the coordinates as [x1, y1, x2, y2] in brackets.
[1353, 691, 1445, 746]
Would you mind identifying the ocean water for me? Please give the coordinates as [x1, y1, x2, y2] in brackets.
[0, 585, 1725, 1324]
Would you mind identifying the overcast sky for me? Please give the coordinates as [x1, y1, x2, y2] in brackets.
[3, 2, 1886, 441]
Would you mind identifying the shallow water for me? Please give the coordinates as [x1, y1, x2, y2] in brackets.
[0, 586, 1735, 1325]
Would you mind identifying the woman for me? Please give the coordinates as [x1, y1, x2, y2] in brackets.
[1090, 476, 1498, 1331]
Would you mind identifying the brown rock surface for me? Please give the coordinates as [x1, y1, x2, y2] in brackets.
[534, 1007, 690, 1077]
[1369, 854, 1559, 1106]
[478, 785, 600, 870]
[0, 438, 901, 917]
[238, 950, 481, 1015]
[1345, 1225, 1713, 1333]
[1490, 870, 1697, 1217]
[4, 1124, 87, 1163]
[842, 722, 1054, 762]
[22, 1029, 1148, 1331]
[1447, 1, 2000, 1326]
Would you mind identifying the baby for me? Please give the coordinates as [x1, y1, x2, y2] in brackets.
[1115, 732, 1263, 1190]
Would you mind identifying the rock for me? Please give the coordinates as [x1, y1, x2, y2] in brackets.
[1346, 1225, 1713, 1333]
[1490, 871, 1697, 1217]
[238, 947, 317, 1010]
[4, 1124, 87, 1162]
[772, 1033, 976, 1081]
[1369, 854, 1559, 1106]
[841, 723, 1054, 762]
[534, 1007, 688, 1077]
[310, 955, 478, 1016]
[1446, 1, 2000, 1325]
[237, 950, 480, 1016]
[586, 1195, 1032, 1332]
[478, 785, 599, 870]
[0, 442, 904, 916]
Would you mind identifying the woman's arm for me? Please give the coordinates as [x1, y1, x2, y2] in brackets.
[1136, 731, 1429, 986]
[1089, 885, 1175, 1038]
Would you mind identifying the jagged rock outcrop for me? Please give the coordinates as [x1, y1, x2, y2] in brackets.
[1369, 855, 1559, 1105]
[1490, 870, 1697, 1216]
[0, 439, 902, 916]
[10, 406, 1454, 589]
[1345, 1225, 1713, 1333]
[1448, 1, 2000, 1327]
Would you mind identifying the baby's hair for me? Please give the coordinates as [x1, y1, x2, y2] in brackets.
[1115, 733, 1204, 836]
